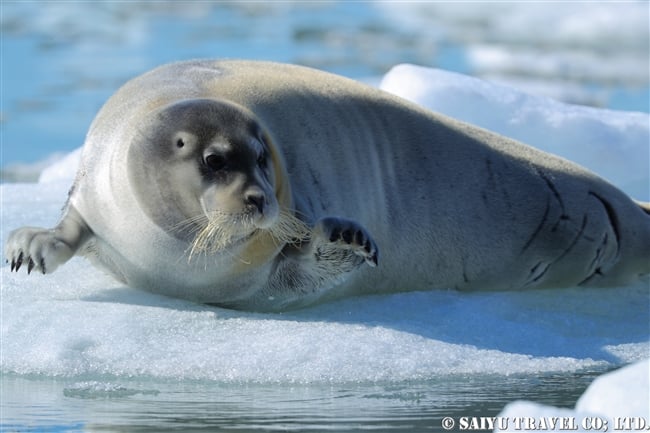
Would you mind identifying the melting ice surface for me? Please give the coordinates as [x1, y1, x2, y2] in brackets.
[2, 66, 649, 390]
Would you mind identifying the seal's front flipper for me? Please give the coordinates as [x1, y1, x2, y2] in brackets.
[4, 206, 91, 275]
[311, 216, 379, 268]
[257, 216, 379, 311]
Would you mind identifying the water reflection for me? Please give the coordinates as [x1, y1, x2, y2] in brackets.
[3, 370, 606, 432]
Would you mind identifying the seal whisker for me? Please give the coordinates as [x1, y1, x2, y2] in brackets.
[268, 209, 311, 246]
[186, 210, 254, 262]
[170, 214, 210, 237]
[184, 207, 311, 265]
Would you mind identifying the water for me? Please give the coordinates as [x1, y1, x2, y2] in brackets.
[1, 2, 649, 432]
[1, 2, 648, 174]
[3, 371, 604, 432]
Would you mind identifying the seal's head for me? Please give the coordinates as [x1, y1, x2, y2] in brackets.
[128, 98, 307, 266]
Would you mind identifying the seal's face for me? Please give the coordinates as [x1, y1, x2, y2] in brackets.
[128, 98, 302, 261]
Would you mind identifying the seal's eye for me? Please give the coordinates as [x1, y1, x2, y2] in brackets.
[176, 138, 185, 148]
[205, 154, 227, 171]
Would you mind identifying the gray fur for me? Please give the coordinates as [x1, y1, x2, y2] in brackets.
[5, 60, 650, 311]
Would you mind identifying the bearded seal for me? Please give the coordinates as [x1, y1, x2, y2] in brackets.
[5, 60, 650, 311]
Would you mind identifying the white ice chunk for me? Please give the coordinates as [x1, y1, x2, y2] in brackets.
[381, 64, 649, 200]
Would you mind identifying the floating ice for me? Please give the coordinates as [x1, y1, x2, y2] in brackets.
[38, 148, 83, 183]
[0, 152, 72, 183]
[495, 359, 650, 432]
[1, 65, 648, 384]
[376, 2, 649, 109]
[576, 358, 650, 418]
[63, 381, 159, 399]
[381, 64, 650, 200]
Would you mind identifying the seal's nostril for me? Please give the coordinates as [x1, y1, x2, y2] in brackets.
[246, 192, 265, 214]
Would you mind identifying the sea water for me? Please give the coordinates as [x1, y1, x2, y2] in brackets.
[1, 2, 649, 432]
[2, 372, 605, 432]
